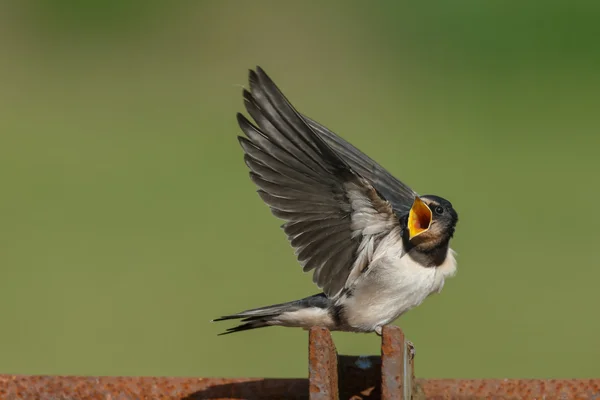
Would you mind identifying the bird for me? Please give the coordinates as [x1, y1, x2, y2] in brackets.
[214, 67, 459, 336]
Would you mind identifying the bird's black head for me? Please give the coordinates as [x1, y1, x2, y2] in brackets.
[403, 194, 458, 254]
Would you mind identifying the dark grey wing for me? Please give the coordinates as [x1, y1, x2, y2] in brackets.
[237, 67, 399, 299]
[303, 116, 417, 215]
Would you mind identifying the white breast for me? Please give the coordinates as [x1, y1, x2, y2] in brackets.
[338, 247, 457, 332]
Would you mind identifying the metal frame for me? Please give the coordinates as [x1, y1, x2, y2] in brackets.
[1, 327, 598, 399]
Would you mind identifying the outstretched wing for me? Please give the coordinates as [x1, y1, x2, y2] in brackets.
[304, 116, 417, 215]
[237, 67, 401, 298]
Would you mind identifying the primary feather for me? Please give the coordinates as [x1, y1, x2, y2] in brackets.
[237, 67, 405, 298]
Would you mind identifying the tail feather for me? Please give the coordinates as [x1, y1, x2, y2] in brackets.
[213, 293, 330, 335]
[217, 320, 271, 336]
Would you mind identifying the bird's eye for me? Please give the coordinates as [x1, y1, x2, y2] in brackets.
[434, 206, 444, 215]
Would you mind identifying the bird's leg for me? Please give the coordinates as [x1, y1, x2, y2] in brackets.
[374, 326, 415, 359]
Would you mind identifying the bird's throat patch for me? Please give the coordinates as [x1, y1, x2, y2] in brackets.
[408, 197, 432, 239]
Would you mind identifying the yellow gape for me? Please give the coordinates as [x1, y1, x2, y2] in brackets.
[408, 197, 432, 239]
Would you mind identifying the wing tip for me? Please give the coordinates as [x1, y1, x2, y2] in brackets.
[237, 135, 253, 151]
[255, 65, 267, 79]
[236, 111, 248, 126]
[242, 89, 253, 103]
[248, 68, 260, 88]
[236, 113, 259, 140]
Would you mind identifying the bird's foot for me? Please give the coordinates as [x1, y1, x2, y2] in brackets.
[375, 326, 383, 336]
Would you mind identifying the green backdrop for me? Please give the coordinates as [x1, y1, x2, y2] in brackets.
[1, 1, 599, 379]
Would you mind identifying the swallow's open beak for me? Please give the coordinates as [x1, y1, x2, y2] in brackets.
[408, 197, 432, 240]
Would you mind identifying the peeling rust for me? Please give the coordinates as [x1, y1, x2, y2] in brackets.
[416, 378, 600, 399]
[1, 375, 599, 399]
[1, 327, 598, 399]
[381, 325, 409, 399]
[0, 375, 308, 399]
[308, 327, 338, 400]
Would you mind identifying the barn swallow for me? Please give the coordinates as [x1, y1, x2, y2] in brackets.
[214, 67, 458, 335]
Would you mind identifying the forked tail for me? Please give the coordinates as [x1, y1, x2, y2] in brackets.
[213, 293, 332, 335]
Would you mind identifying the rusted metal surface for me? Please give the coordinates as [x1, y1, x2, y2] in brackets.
[381, 325, 410, 399]
[416, 378, 600, 399]
[309, 327, 338, 400]
[0, 375, 308, 399]
[1, 375, 600, 399]
[1, 327, 599, 399]
[309, 325, 413, 399]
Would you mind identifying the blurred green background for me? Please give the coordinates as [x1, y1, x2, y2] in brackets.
[1, 1, 599, 380]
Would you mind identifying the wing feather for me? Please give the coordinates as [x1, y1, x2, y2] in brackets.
[237, 67, 405, 298]
[305, 115, 418, 215]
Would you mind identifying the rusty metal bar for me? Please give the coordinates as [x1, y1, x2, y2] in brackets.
[308, 325, 410, 399]
[0, 375, 308, 399]
[381, 325, 411, 399]
[308, 327, 338, 400]
[416, 378, 600, 399]
[2, 375, 600, 399]
[1, 326, 599, 399]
